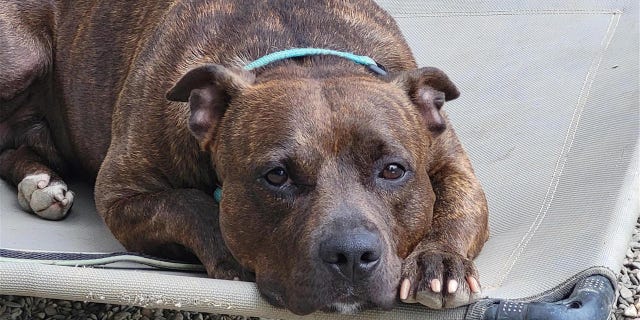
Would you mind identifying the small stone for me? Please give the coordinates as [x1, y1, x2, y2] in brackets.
[621, 286, 634, 299]
[9, 309, 22, 320]
[44, 306, 57, 316]
[2, 302, 20, 309]
[619, 296, 630, 307]
[35, 312, 45, 319]
[174, 313, 184, 320]
[624, 305, 638, 317]
[113, 311, 131, 320]
[622, 274, 631, 284]
[73, 302, 82, 310]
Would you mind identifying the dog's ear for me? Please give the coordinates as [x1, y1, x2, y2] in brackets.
[386, 67, 459, 134]
[167, 64, 255, 141]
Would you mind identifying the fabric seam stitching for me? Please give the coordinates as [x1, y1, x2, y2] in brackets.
[493, 11, 622, 287]
[392, 9, 622, 18]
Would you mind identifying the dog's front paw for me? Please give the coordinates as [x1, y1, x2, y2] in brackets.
[399, 248, 481, 309]
[203, 256, 255, 282]
[17, 173, 74, 220]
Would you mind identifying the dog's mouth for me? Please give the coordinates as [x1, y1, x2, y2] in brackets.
[318, 288, 367, 314]
[322, 301, 364, 314]
[260, 289, 387, 315]
[256, 274, 397, 315]
[320, 298, 388, 314]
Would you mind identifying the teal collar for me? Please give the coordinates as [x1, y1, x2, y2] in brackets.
[243, 48, 387, 75]
[214, 187, 223, 203]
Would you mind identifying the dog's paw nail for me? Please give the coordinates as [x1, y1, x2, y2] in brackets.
[399, 278, 411, 300]
[430, 279, 442, 293]
[447, 279, 458, 293]
[467, 276, 481, 293]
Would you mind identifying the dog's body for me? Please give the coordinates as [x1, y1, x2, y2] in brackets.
[0, 0, 488, 314]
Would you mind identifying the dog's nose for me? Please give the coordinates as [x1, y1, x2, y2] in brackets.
[319, 232, 382, 281]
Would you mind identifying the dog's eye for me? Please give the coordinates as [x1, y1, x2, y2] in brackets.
[265, 167, 289, 186]
[380, 163, 405, 180]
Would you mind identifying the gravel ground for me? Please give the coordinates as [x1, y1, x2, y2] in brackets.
[0, 296, 258, 320]
[2, 217, 639, 320]
[610, 216, 640, 320]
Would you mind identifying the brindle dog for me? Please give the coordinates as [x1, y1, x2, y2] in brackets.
[0, 0, 488, 314]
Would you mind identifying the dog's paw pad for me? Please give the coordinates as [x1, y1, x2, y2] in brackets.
[17, 174, 74, 220]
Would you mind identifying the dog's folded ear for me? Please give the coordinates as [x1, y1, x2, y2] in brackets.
[167, 64, 255, 142]
[386, 67, 459, 134]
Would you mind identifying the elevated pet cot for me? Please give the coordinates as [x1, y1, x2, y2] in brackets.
[1, 0, 638, 319]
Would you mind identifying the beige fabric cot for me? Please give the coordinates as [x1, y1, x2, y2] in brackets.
[1, 0, 638, 319]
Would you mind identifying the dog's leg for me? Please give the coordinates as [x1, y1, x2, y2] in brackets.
[95, 172, 246, 279]
[400, 122, 489, 309]
[0, 93, 74, 221]
[0, 1, 73, 220]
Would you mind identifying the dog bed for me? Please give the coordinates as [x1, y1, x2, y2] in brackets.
[1, 0, 638, 319]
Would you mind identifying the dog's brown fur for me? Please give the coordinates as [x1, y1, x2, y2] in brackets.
[0, 0, 488, 314]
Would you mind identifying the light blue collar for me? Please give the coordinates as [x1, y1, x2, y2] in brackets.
[243, 48, 387, 75]
[214, 187, 223, 203]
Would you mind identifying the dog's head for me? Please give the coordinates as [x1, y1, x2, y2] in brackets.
[167, 64, 459, 315]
